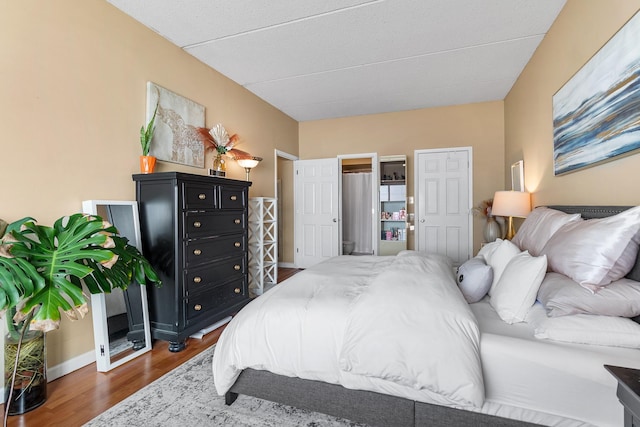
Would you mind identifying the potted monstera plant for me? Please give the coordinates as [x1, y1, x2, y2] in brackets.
[0, 214, 160, 418]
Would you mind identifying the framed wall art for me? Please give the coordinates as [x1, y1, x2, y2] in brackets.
[552, 11, 640, 175]
[146, 82, 205, 168]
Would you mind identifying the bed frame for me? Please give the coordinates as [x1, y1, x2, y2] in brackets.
[224, 206, 637, 427]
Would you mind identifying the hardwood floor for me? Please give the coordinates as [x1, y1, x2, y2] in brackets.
[4, 267, 302, 427]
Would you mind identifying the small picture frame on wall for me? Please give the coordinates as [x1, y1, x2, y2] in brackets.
[511, 160, 524, 191]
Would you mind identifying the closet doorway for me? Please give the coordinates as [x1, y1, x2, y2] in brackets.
[339, 153, 378, 256]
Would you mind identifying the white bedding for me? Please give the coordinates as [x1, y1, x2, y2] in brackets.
[213, 252, 640, 426]
[213, 253, 483, 408]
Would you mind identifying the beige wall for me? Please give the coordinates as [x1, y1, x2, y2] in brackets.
[299, 101, 505, 253]
[505, 1, 640, 207]
[2, 0, 298, 368]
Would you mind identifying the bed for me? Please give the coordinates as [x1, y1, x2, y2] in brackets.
[213, 206, 640, 426]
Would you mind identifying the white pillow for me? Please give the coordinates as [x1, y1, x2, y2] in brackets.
[527, 303, 640, 349]
[484, 239, 521, 295]
[490, 251, 547, 324]
[511, 207, 581, 256]
[540, 206, 640, 292]
[537, 272, 640, 317]
[476, 239, 501, 261]
[456, 257, 493, 303]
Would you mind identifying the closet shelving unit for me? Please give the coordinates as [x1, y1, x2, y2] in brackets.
[248, 197, 278, 297]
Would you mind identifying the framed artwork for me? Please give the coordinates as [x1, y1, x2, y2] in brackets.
[552, 11, 640, 175]
[146, 82, 205, 168]
[511, 160, 524, 191]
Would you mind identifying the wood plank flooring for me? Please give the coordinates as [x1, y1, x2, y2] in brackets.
[4, 267, 302, 427]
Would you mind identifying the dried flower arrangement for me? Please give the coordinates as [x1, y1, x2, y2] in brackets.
[472, 199, 494, 218]
[197, 123, 253, 160]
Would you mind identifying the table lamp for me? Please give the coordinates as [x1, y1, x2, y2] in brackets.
[236, 156, 262, 181]
[491, 191, 531, 239]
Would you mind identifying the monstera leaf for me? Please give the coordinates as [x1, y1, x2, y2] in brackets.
[0, 214, 160, 332]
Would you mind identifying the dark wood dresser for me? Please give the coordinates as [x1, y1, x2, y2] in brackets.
[133, 172, 251, 351]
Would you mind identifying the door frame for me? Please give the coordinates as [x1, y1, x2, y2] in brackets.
[274, 149, 298, 268]
[338, 152, 379, 255]
[414, 146, 473, 262]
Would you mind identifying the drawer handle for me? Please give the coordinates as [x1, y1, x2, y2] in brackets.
[194, 304, 202, 311]
[234, 264, 241, 271]
[193, 249, 202, 256]
[193, 221, 201, 228]
[230, 195, 237, 201]
[193, 276, 202, 284]
[234, 219, 241, 225]
[198, 193, 206, 200]
[234, 241, 241, 248]
[234, 288, 241, 294]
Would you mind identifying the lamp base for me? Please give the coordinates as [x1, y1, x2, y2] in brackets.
[505, 216, 516, 240]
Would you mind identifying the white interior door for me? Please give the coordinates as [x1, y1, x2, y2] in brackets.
[294, 158, 340, 268]
[414, 148, 472, 266]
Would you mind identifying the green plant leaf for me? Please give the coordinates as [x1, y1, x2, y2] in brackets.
[0, 213, 161, 332]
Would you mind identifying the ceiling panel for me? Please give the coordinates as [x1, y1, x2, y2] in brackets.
[106, 0, 566, 121]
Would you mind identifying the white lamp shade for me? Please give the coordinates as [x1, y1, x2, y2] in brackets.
[237, 157, 261, 169]
[492, 191, 531, 218]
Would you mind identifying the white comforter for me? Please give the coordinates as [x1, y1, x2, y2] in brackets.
[213, 251, 484, 408]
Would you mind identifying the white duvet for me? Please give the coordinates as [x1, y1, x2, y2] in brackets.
[213, 251, 484, 408]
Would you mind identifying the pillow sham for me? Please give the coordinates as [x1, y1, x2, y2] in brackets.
[484, 239, 520, 295]
[537, 272, 640, 318]
[456, 257, 493, 303]
[540, 206, 640, 292]
[526, 303, 640, 349]
[490, 251, 547, 324]
[511, 207, 581, 256]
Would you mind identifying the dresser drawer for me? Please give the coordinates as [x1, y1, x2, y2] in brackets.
[219, 186, 246, 210]
[183, 183, 216, 209]
[184, 234, 245, 267]
[185, 278, 247, 323]
[184, 255, 246, 293]
[184, 211, 245, 238]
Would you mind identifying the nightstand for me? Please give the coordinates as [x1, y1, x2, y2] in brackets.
[605, 365, 640, 426]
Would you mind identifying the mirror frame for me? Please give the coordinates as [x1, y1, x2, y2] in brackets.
[82, 200, 152, 372]
[511, 160, 525, 192]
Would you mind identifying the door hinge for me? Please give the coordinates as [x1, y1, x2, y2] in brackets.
[100, 345, 105, 356]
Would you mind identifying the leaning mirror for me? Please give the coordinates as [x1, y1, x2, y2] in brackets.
[82, 200, 152, 372]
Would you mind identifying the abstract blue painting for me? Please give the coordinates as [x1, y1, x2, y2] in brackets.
[553, 11, 640, 175]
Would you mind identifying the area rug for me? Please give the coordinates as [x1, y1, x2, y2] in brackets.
[84, 345, 365, 427]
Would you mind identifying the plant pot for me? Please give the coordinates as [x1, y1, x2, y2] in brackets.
[4, 329, 47, 415]
[140, 155, 157, 174]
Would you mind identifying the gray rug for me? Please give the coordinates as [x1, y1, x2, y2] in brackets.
[84, 345, 366, 427]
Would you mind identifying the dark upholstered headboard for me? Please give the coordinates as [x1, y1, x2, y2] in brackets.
[547, 205, 640, 282]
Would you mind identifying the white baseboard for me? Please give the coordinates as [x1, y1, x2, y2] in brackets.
[48, 350, 96, 382]
[278, 262, 296, 268]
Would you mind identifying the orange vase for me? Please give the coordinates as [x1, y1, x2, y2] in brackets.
[140, 155, 157, 174]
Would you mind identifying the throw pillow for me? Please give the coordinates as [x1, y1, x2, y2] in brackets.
[540, 206, 640, 292]
[490, 251, 547, 324]
[537, 272, 640, 317]
[511, 207, 581, 256]
[527, 302, 640, 349]
[484, 239, 521, 295]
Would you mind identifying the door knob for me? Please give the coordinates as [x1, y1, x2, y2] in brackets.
[332, 218, 337, 223]
[420, 219, 426, 223]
